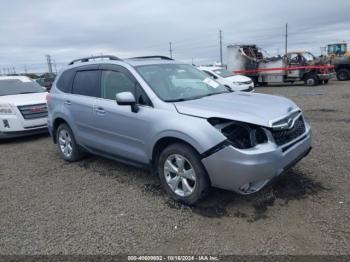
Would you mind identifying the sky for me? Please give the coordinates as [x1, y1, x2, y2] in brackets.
[1, 0, 350, 73]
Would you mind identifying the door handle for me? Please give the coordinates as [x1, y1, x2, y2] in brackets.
[64, 100, 71, 105]
[95, 107, 105, 114]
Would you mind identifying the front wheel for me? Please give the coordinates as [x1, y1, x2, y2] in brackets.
[304, 75, 319, 86]
[158, 143, 210, 205]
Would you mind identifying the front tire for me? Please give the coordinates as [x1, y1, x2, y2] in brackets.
[304, 74, 319, 86]
[158, 143, 210, 205]
[56, 123, 83, 162]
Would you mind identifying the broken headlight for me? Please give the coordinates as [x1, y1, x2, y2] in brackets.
[208, 118, 267, 149]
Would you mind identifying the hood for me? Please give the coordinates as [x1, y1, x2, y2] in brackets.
[0, 92, 48, 106]
[226, 75, 252, 82]
[174, 92, 299, 127]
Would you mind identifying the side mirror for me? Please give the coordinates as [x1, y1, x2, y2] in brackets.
[116, 92, 139, 113]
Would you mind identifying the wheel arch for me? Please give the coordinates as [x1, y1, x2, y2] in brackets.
[52, 117, 69, 143]
[152, 136, 200, 164]
[151, 135, 214, 187]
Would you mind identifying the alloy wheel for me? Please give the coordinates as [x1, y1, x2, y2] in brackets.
[58, 129, 73, 158]
[163, 154, 196, 197]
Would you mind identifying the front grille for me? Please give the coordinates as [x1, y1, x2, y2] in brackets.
[17, 103, 48, 120]
[271, 116, 306, 146]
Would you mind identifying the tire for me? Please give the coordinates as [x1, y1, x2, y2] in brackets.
[158, 143, 210, 205]
[304, 74, 319, 86]
[323, 80, 329, 84]
[336, 69, 350, 81]
[56, 123, 83, 162]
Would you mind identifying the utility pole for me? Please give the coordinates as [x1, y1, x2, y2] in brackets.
[53, 60, 58, 74]
[46, 54, 53, 73]
[24, 65, 28, 74]
[285, 23, 288, 56]
[169, 42, 173, 58]
[12, 67, 16, 74]
[219, 30, 223, 65]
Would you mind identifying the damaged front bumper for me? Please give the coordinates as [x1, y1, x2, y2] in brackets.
[201, 124, 312, 194]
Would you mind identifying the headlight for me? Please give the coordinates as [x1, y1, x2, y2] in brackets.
[208, 118, 268, 149]
[232, 81, 242, 86]
[0, 104, 14, 115]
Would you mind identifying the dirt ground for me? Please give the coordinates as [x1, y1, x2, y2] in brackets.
[0, 80, 349, 255]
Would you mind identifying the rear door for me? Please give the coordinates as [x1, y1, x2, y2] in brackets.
[92, 64, 153, 164]
[68, 65, 101, 146]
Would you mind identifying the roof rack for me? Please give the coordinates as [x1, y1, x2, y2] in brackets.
[129, 55, 174, 60]
[68, 55, 122, 65]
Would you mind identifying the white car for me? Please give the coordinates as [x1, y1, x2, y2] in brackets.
[198, 66, 254, 92]
[0, 76, 48, 138]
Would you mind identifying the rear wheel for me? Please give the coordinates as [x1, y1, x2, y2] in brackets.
[56, 123, 83, 162]
[158, 143, 210, 205]
[336, 69, 350, 81]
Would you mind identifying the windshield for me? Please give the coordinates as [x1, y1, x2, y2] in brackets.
[136, 64, 229, 102]
[0, 79, 46, 96]
[303, 52, 315, 62]
[213, 68, 234, 78]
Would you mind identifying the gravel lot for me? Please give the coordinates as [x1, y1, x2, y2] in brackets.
[0, 80, 349, 255]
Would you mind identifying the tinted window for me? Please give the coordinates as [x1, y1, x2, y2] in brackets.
[101, 70, 151, 106]
[101, 70, 135, 100]
[72, 70, 100, 97]
[56, 69, 75, 93]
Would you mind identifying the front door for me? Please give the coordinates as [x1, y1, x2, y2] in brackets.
[92, 65, 153, 165]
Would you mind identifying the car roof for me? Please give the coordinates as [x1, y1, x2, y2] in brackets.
[0, 76, 32, 82]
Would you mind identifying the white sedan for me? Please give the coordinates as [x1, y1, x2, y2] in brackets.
[198, 66, 254, 92]
[0, 76, 48, 139]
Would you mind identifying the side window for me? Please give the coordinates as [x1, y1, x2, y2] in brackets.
[56, 69, 75, 93]
[72, 70, 100, 97]
[101, 70, 151, 106]
[135, 83, 152, 106]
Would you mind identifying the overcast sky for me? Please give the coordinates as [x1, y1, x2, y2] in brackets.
[1, 0, 350, 73]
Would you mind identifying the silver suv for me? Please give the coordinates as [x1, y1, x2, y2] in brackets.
[47, 55, 312, 204]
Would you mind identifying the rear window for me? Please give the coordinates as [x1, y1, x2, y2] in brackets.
[0, 79, 46, 96]
[72, 70, 100, 97]
[56, 69, 75, 93]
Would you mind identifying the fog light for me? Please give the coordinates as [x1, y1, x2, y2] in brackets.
[3, 119, 9, 128]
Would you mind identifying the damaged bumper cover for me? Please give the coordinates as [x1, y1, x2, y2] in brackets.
[201, 123, 312, 194]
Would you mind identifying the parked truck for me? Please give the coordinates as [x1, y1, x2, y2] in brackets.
[227, 44, 335, 86]
[327, 43, 350, 81]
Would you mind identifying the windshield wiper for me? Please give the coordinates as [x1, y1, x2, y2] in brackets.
[165, 98, 188, 102]
[165, 91, 230, 103]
